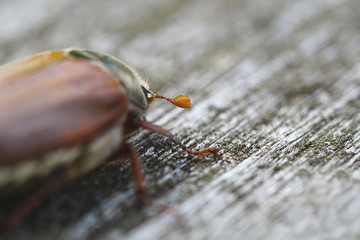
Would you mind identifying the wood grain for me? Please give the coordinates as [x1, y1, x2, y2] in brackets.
[0, 0, 359, 239]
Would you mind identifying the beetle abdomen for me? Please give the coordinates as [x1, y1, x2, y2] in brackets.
[0, 59, 128, 164]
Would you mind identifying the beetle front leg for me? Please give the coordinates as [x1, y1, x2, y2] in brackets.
[136, 117, 218, 158]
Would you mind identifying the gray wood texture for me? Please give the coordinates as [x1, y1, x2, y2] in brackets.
[1, 0, 360, 239]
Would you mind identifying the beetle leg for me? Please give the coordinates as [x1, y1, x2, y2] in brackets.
[136, 118, 218, 158]
[1, 166, 73, 234]
[119, 143, 147, 200]
[115, 143, 180, 217]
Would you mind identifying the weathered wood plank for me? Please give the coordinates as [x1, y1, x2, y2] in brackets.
[1, 0, 360, 239]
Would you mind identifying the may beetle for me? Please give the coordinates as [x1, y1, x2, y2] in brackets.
[0, 48, 217, 232]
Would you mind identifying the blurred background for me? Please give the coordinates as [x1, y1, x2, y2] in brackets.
[1, 0, 360, 239]
[0, 0, 317, 91]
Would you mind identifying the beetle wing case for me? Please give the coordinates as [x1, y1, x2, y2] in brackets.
[0, 50, 129, 190]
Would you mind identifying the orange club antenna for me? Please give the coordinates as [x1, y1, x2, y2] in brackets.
[150, 94, 191, 108]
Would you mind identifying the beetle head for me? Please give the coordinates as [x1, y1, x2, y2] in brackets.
[67, 48, 191, 114]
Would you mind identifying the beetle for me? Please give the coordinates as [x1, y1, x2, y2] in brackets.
[0, 48, 218, 233]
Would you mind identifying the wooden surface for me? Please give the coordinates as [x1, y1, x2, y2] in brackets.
[1, 0, 360, 239]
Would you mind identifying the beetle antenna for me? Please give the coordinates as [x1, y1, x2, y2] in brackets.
[150, 94, 191, 108]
